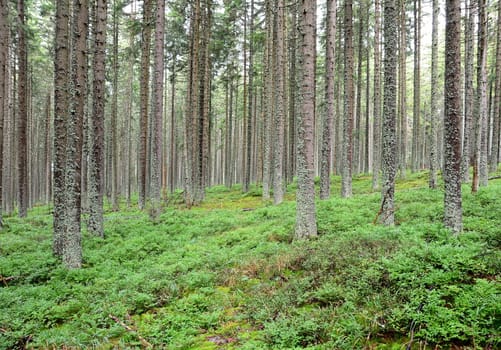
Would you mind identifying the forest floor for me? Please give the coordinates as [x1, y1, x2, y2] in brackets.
[0, 171, 500, 349]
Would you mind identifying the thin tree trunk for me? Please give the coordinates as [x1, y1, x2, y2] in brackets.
[398, 0, 407, 178]
[139, 0, 152, 209]
[0, 0, 7, 228]
[88, 0, 107, 237]
[429, 0, 439, 189]
[320, 0, 336, 199]
[411, 0, 421, 173]
[372, 0, 381, 190]
[53, 0, 70, 256]
[295, 0, 317, 239]
[341, 0, 354, 198]
[111, 0, 119, 211]
[150, 0, 165, 218]
[443, 0, 462, 234]
[380, 0, 398, 225]
[262, 0, 273, 199]
[17, 0, 28, 218]
[491, 1, 501, 171]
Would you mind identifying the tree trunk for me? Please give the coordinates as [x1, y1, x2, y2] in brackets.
[443, 0, 462, 234]
[111, 0, 119, 212]
[398, 0, 407, 178]
[262, 0, 273, 199]
[53, 0, 70, 256]
[341, 0, 354, 198]
[462, 0, 475, 182]
[88, 0, 107, 237]
[411, 0, 421, 173]
[429, 0, 439, 189]
[372, 0, 381, 190]
[17, 0, 28, 218]
[0, 0, 7, 229]
[319, 0, 337, 200]
[295, 0, 317, 238]
[150, 0, 165, 218]
[273, 0, 285, 204]
[472, 0, 488, 191]
[380, 0, 398, 225]
[139, 0, 152, 209]
[491, 1, 501, 171]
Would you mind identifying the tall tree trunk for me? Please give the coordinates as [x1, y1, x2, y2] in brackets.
[295, 0, 317, 239]
[429, 0, 439, 189]
[53, 0, 70, 256]
[243, 0, 254, 193]
[111, 0, 119, 211]
[341, 0, 354, 198]
[64, 0, 88, 268]
[443, 0, 462, 234]
[462, 0, 475, 182]
[472, 0, 488, 191]
[491, 1, 501, 171]
[320, 0, 336, 199]
[88, 0, 107, 237]
[139, 0, 152, 209]
[411, 0, 421, 173]
[398, 0, 407, 178]
[150, 0, 165, 218]
[273, 0, 285, 204]
[380, 0, 398, 225]
[17, 0, 28, 218]
[372, 0, 381, 190]
[0, 0, 7, 229]
[262, 0, 273, 199]
[354, 0, 364, 175]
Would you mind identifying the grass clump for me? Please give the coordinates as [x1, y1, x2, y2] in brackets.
[0, 172, 499, 349]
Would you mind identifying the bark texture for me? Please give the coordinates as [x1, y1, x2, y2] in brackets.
[372, 0, 381, 190]
[429, 0, 439, 189]
[380, 0, 398, 225]
[492, 1, 501, 171]
[88, 0, 107, 237]
[443, 0, 462, 234]
[341, 0, 354, 198]
[0, 0, 7, 229]
[320, 0, 337, 199]
[295, 0, 317, 239]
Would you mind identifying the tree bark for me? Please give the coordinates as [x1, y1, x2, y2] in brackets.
[341, 0, 354, 198]
[88, 0, 107, 237]
[295, 0, 318, 238]
[320, 0, 337, 199]
[17, 0, 28, 218]
[53, 0, 70, 256]
[380, 0, 398, 225]
[372, 0, 382, 190]
[0, 0, 7, 229]
[429, 0, 439, 189]
[411, 0, 421, 173]
[443, 0, 462, 234]
[398, 0, 407, 178]
[491, 1, 501, 171]
[111, 0, 119, 212]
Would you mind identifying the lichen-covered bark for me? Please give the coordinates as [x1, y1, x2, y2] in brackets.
[273, 0, 285, 205]
[53, 0, 70, 256]
[0, 0, 7, 229]
[320, 0, 336, 200]
[429, 0, 439, 189]
[398, 0, 407, 178]
[372, 0, 382, 190]
[492, 1, 501, 171]
[462, 0, 475, 182]
[411, 0, 421, 173]
[380, 0, 398, 226]
[139, 0, 152, 210]
[443, 0, 462, 234]
[17, 0, 28, 218]
[295, 0, 317, 239]
[472, 0, 488, 191]
[341, 0, 354, 198]
[63, 0, 88, 268]
[88, 0, 107, 237]
[111, 0, 119, 212]
[262, 0, 273, 200]
[150, 0, 165, 219]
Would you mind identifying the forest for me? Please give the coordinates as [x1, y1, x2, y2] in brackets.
[0, 0, 500, 348]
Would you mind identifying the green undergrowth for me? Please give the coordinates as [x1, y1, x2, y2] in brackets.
[0, 172, 500, 349]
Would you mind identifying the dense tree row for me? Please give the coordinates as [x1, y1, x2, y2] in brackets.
[0, 0, 500, 267]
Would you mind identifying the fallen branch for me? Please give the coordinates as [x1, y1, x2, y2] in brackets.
[109, 314, 152, 348]
[488, 175, 501, 180]
[0, 275, 18, 287]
